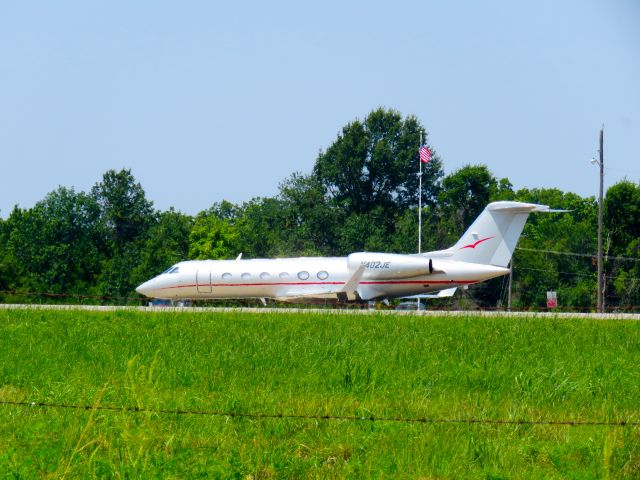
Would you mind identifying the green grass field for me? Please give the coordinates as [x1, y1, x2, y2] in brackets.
[0, 309, 639, 478]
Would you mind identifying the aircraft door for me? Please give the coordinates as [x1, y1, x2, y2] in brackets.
[196, 269, 212, 293]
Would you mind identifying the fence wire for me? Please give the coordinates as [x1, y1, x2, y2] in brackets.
[1, 400, 637, 428]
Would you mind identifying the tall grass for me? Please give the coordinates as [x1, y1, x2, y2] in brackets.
[0, 309, 639, 477]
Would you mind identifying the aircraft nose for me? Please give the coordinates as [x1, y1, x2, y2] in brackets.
[136, 280, 155, 297]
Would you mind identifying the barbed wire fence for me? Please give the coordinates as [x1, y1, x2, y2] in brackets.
[0, 400, 637, 428]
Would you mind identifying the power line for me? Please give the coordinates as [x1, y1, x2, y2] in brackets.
[516, 247, 640, 263]
[0, 400, 637, 428]
[513, 267, 640, 282]
[515, 267, 593, 278]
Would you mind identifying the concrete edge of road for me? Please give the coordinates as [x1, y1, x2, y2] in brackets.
[0, 303, 638, 320]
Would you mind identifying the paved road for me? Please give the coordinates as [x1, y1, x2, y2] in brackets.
[1, 303, 638, 320]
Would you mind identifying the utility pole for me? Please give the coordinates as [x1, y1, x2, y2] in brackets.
[597, 127, 604, 313]
[603, 233, 611, 313]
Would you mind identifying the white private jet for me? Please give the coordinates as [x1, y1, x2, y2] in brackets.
[136, 201, 555, 304]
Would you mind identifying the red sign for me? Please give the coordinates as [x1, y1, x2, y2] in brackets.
[546, 291, 557, 308]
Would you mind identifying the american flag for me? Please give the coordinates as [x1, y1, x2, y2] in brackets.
[419, 145, 431, 164]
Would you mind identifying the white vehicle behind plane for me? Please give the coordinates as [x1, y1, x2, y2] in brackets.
[136, 201, 557, 304]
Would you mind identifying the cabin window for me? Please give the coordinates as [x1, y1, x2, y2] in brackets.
[241, 272, 251, 279]
[279, 272, 289, 279]
[222, 272, 232, 280]
[297, 271, 310, 280]
[317, 271, 329, 280]
[260, 272, 270, 280]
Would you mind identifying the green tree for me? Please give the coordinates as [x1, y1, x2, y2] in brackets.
[0, 214, 14, 298]
[389, 208, 420, 253]
[91, 169, 155, 298]
[91, 169, 154, 253]
[336, 207, 396, 254]
[604, 180, 640, 309]
[5, 188, 102, 296]
[612, 238, 640, 308]
[189, 208, 241, 260]
[277, 173, 338, 255]
[237, 197, 295, 258]
[313, 108, 443, 216]
[604, 180, 640, 256]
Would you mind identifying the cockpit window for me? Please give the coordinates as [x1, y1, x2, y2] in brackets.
[162, 266, 180, 274]
[162, 266, 173, 274]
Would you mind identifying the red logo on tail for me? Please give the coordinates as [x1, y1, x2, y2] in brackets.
[460, 236, 495, 249]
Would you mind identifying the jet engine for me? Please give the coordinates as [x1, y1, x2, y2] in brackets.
[346, 253, 436, 280]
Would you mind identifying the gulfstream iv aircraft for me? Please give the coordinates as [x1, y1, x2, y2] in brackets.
[136, 201, 554, 303]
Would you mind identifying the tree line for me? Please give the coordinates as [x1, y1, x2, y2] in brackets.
[1, 108, 638, 310]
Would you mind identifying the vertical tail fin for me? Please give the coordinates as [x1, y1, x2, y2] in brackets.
[450, 201, 551, 267]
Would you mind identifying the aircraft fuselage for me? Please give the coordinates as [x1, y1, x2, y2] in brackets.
[136, 253, 509, 302]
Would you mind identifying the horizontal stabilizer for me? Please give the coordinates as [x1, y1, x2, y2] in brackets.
[403, 287, 457, 299]
[432, 287, 457, 298]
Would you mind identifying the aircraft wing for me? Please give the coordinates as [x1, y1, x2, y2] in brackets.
[340, 265, 366, 292]
[402, 287, 457, 299]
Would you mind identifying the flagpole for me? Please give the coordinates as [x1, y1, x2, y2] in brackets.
[417, 133, 423, 310]
[418, 131, 423, 254]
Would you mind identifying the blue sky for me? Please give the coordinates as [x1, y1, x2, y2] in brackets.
[1, 1, 638, 217]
